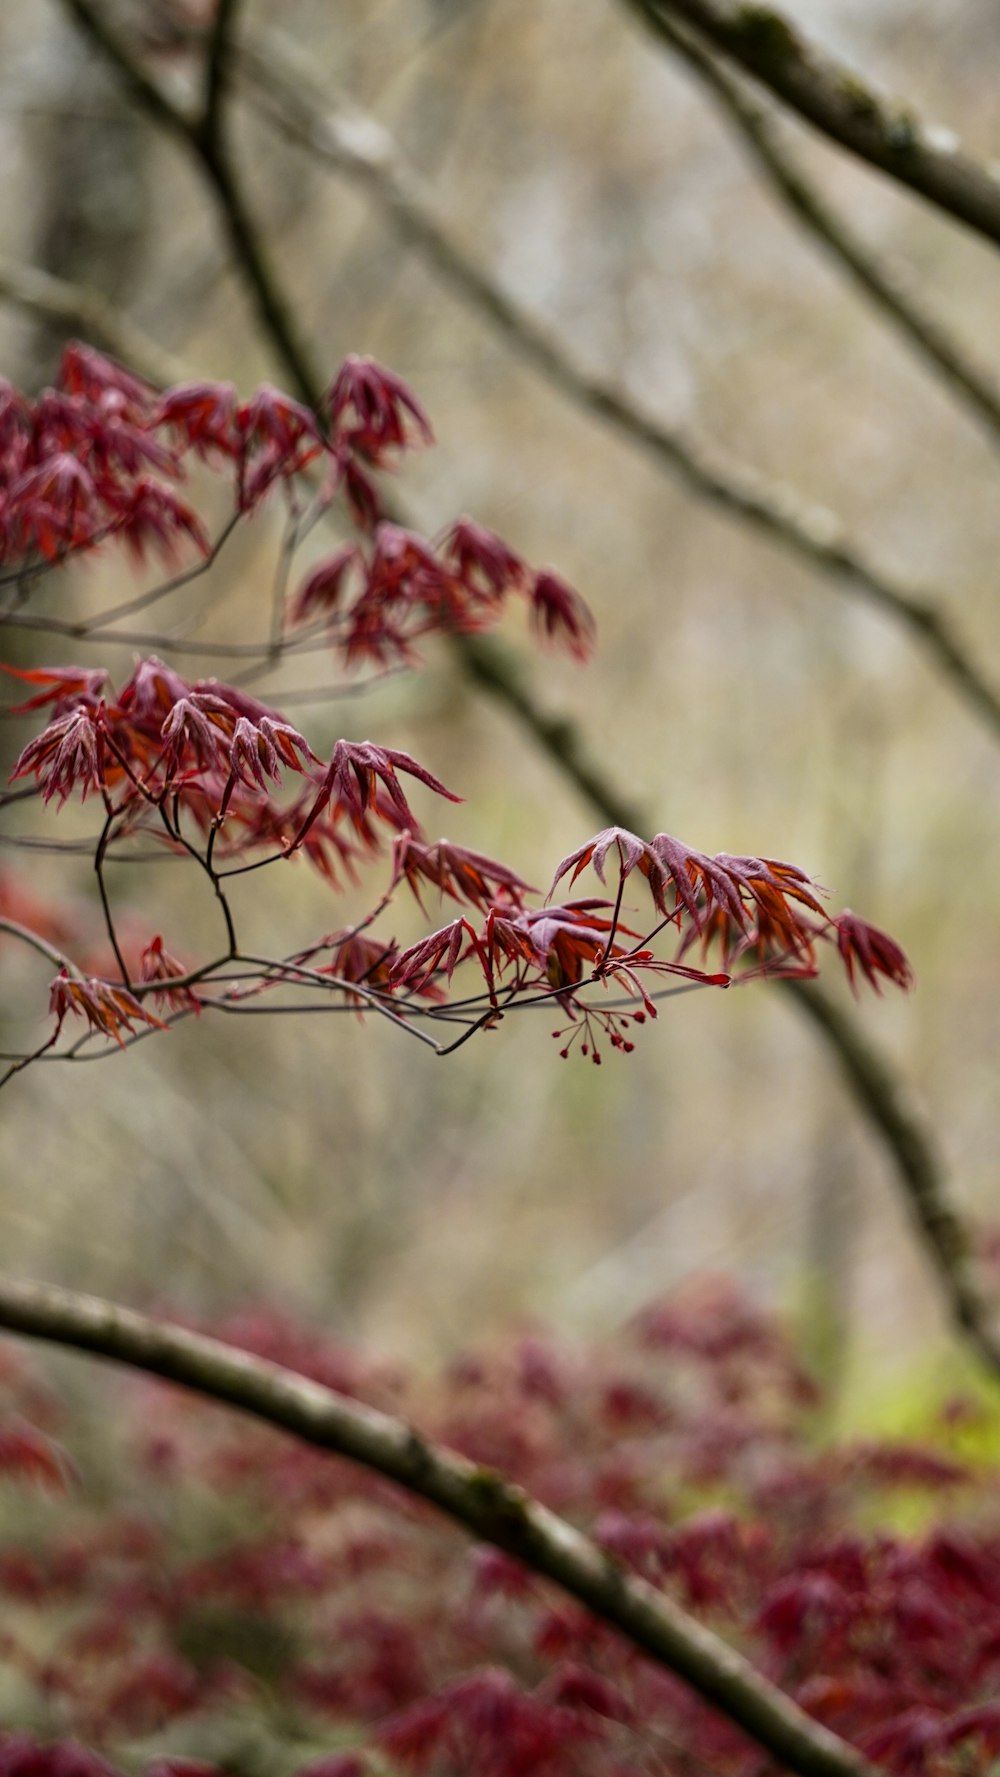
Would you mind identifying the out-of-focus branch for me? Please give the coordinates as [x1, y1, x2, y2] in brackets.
[0, 1273, 877, 1777]
[622, 0, 1000, 252]
[643, 16, 1000, 448]
[60, 0, 323, 408]
[199, 0, 240, 150]
[0, 256, 184, 386]
[791, 982, 1000, 1374]
[0, 917, 78, 975]
[234, 30, 1000, 746]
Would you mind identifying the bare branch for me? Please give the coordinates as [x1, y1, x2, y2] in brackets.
[791, 981, 1000, 1375]
[60, 0, 195, 142]
[59, 0, 322, 406]
[236, 32, 1000, 744]
[0, 256, 184, 387]
[642, 16, 1000, 449]
[200, 0, 241, 151]
[0, 916, 79, 976]
[0, 1272, 877, 1777]
[623, 0, 1000, 251]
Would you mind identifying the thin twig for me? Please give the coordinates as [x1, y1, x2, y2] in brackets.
[0, 916, 79, 976]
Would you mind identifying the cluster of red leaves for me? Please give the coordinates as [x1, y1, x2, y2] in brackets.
[1, 349, 910, 1071]
[0, 343, 593, 669]
[4, 654, 454, 861]
[1, 1284, 998, 1777]
[288, 518, 595, 668]
[1, 670, 910, 1054]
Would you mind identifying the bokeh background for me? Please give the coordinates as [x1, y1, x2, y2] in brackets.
[1, 0, 998, 1399]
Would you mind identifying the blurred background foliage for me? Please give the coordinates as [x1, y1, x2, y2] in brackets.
[1, 0, 998, 1402]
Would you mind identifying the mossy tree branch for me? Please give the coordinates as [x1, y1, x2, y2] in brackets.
[640, 12, 1000, 450]
[623, 0, 1000, 251]
[0, 1272, 877, 1777]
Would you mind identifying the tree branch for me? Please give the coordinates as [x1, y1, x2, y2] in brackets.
[59, 0, 322, 408]
[234, 30, 1000, 745]
[0, 255, 184, 386]
[0, 1272, 876, 1777]
[623, 0, 1000, 252]
[640, 14, 1000, 450]
[791, 981, 1000, 1374]
[199, 0, 241, 152]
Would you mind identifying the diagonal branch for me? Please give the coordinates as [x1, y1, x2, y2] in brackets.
[0, 255, 184, 386]
[640, 15, 1000, 450]
[234, 30, 1000, 744]
[61, 0, 322, 407]
[791, 982, 1000, 1374]
[199, 0, 241, 151]
[0, 1272, 876, 1777]
[622, 0, 1000, 252]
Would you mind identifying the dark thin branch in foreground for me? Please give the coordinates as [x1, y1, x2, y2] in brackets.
[236, 31, 1000, 744]
[791, 982, 1000, 1374]
[624, 0, 1000, 252]
[0, 1274, 876, 1777]
[645, 15, 1000, 448]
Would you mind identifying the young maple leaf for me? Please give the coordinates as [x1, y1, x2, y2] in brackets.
[235, 384, 324, 508]
[0, 663, 110, 715]
[113, 477, 210, 560]
[391, 834, 534, 913]
[11, 452, 97, 555]
[326, 933, 400, 992]
[440, 517, 526, 603]
[517, 903, 624, 989]
[835, 911, 914, 994]
[290, 543, 361, 625]
[48, 970, 168, 1047]
[151, 379, 240, 458]
[118, 656, 195, 726]
[390, 918, 482, 994]
[293, 740, 459, 847]
[529, 569, 595, 661]
[327, 355, 433, 460]
[714, 853, 827, 917]
[159, 693, 237, 777]
[10, 705, 107, 806]
[549, 827, 674, 915]
[139, 936, 202, 1015]
[59, 340, 155, 410]
[228, 715, 318, 791]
